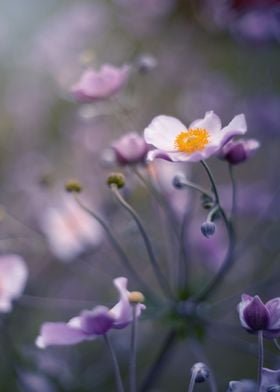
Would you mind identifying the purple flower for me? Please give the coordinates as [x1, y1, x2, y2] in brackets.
[0, 255, 28, 312]
[228, 379, 257, 391]
[238, 294, 280, 338]
[111, 132, 149, 165]
[261, 368, 280, 391]
[71, 64, 131, 102]
[219, 138, 260, 165]
[36, 277, 145, 348]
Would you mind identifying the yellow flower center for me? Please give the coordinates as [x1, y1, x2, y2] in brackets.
[174, 128, 209, 154]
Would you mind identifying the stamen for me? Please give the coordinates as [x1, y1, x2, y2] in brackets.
[174, 128, 209, 154]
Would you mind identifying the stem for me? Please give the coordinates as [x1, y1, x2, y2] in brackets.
[257, 331, 264, 389]
[187, 371, 197, 392]
[104, 334, 125, 392]
[75, 196, 154, 298]
[193, 161, 235, 302]
[130, 305, 137, 392]
[274, 338, 280, 351]
[110, 185, 173, 299]
[177, 180, 213, 200]
[228, 164, 236, 221]
[140, 330, 176, 392]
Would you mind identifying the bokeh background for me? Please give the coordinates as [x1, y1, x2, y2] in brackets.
[0, 0, 280, 391]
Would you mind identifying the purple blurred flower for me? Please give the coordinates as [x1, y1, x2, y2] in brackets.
[219, 138, 260, 165]
[0, 254, 28, 312]
[228, 379, 257, 391]
[111, 132, 149, 165]
[144, 111, 247, 162]
[41, 196, 103, 262]
[261, 368, 280, 391]
[238, 294, 280, 337]
[36, 277, 145, 348]
[71, 64, 130, 102]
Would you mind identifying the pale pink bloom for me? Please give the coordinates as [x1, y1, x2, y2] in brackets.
[111, 132, 149, 165]
[41, 197, 102, 262]
[71, 64, 130, 102]
[144, 111, 247, 162]
[36, 277, 145, 348]
[0, 255, 28, 312]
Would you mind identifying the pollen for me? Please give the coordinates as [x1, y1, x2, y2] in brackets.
[174, 128, 209, 154]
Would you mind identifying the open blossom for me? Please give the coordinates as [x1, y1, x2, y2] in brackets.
[144, 111, 247, 162]
[0, 255, 28, 312]
[41, 196, 103, 262]
[36, 277, 145, 348]
[238, 294, 280, 338]
[71, 64, 130, 102]
[111, 132, 149, 165]
[219, 138, 260, 165]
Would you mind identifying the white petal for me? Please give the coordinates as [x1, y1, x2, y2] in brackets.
[189, 111, 222, 134]
[219, 114, 247, 145]
[144, 115, 186, 151]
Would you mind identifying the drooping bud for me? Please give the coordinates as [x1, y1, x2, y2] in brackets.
[190, 362, 209, 383]
[65, 180, 82, 193]
[201, 221, 216, 238]
[136, 54, 157, 74]
[239, 295, 270, 331]
[172, 172, 186, 189]
[111, 132, 148, 166]
[107, 172, 126, 189]
[219, 139, 260, 165]
[128, 291, 145, 304]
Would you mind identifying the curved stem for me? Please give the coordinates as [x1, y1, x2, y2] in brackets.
[130, 305, 137, 392]
[110, 185, 173, 299]
[257, 331, 264, 388]
[200, 161, 220, 204]
[104, 334, 125, 392]
[187, 371, 197, 392]
[177, 180, 213, 200]
[75, 196, 154, 298]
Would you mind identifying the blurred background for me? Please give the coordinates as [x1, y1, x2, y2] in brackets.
[0, 0, 280, 390]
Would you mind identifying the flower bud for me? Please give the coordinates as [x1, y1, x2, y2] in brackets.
[107, 172, 126, 189]
[128, 291, 145, 304]
[190, 362, 209, 383]
[136, 54, 157, 74]
[65, 180, 82, 193]
[220, 139, 260, 165]
[172, 173, 186, 189]
[201, 221, 216, 238]
[111, 133, 148, 166]
[238, 295, 270, 332]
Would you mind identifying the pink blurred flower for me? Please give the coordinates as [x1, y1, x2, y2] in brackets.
[41, 196, 103, 262]
[111, 132, 149, 165]
[144, 111, 247, 162]
[36, 277, 145, 348]
[0, 255, 28, 312]
[71, 64, 131, 102]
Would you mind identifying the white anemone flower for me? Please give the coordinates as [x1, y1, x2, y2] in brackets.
[144, 111, 247, 162]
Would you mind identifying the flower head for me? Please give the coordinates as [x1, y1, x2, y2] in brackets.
[111, 132, 149, 165]
[36, 277, 145, 348]
[0, 254, 28, 312]
[219, 138, 260, 165]
[71, 64, 130, 102]
[144, 111, 247, 162]
[238, 294, 280, 338]
[261, 368, 280, 392]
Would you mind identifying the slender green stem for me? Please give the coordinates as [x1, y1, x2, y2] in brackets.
[140, 330, 176, 392]
[257, 331, 264, 388]
[75, 196, 154, 297]
[207, 205, 219, 222]
[193, 161, 235, 302]
[110, 185, 173, 299]
[130, 305, 137, 392]
[104, 334, 125, 392]
[176, 180, 213, 200]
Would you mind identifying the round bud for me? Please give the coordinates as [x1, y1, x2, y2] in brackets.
[201, 221, 216, 238]
[191, 362, 209, 383]
[107, 172, 126, 189]
[172, 173, 186, 189]
[136, 54, 157, 74]
[128, 291, 145, 304]
[65, 180, 82, 193]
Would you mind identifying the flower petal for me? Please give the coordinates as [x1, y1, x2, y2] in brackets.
[144, 115, 186, 151]
[36, 322, 88, 348]
[237, 294, 254, 329]
[218, 114, 247, 147]
[188, 111, 222, 134]
[261, 368, 280, 391]
[266, 297, 280, 330]
[79, 306, 115, 335]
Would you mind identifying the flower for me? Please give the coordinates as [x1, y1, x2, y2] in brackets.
[41, 196, 103, 262]
[71, 64, 130, 102]
[261, 368, 280, 391]
[238, 294, 280, 338]
[111, 132, 149, 165]
[219, 138, 260, 165]
[144, 111, 247, 162]
[228, 379, 257, 391]
[0, 254, 28, 312]
[36, 277, 145, 348]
